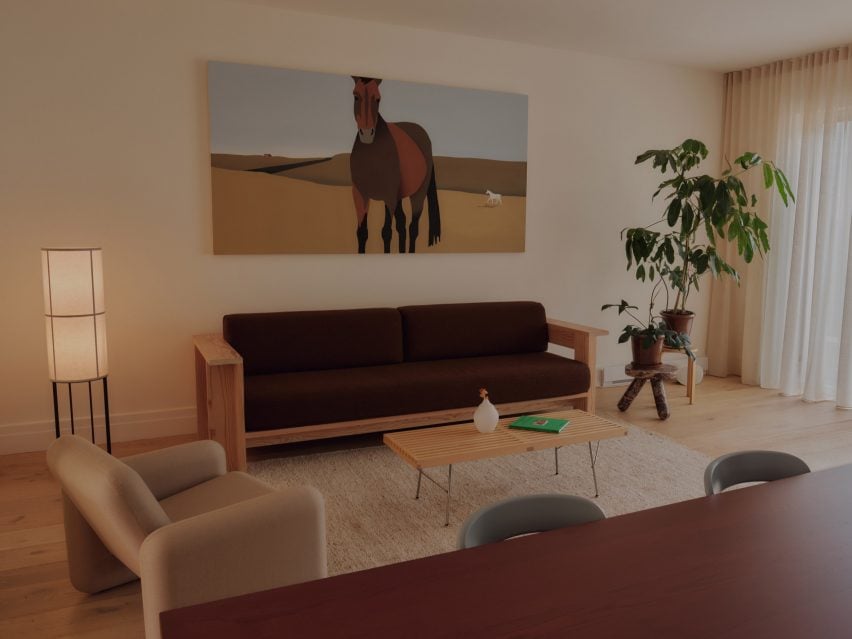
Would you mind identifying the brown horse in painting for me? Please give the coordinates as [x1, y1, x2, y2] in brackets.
[350, 77, 441, 253]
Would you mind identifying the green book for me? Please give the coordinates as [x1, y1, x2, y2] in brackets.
[509, 415, 570, 433]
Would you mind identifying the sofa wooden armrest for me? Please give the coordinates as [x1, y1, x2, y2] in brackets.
[194, 334, 242, 365]
[546, 318, 608, 413]
[194, 335, 246, 472]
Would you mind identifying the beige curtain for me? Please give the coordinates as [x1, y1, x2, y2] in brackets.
[708, 46, 852, 398]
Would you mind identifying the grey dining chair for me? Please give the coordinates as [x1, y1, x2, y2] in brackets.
[704, 450, 810, 496]
[458, 493, 605, 549]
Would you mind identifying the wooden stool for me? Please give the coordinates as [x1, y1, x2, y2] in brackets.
[663, 346, 699, 405]
[617, 364, 678, 420]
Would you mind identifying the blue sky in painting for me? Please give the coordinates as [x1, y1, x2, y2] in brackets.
[208, 62, 527, 161]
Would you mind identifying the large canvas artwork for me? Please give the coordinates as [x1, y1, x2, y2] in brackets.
[207, 62, 528, 254]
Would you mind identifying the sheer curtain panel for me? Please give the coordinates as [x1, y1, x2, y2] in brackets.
[707, 46, 852, 405]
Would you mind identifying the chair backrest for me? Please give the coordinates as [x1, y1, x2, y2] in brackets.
[47, 435, 170, 573]
[704, 450, 811, 496]
[458, 493, 605, 549]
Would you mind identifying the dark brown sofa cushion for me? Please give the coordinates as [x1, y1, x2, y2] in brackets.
[399, 301, 548, 362]
[244, 352, 589, 431]
[223, 308, 403, 376]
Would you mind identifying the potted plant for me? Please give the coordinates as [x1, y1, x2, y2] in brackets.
[623, 139, 794, 337]
[603, 277, 693, 368]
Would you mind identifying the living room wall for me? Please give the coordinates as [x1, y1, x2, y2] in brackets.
[0, 0, 723, 451]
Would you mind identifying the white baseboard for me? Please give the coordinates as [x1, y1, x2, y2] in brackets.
[601, 364, 632, 387]
[0, 406, 196, 455]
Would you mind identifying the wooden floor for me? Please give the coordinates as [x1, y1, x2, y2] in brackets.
[3, 376, 852, 637]
[598, 375, 852, 471]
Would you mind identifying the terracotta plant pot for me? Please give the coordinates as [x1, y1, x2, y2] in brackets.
[661, 310, 695, 337]
[631, 335, 664, 367]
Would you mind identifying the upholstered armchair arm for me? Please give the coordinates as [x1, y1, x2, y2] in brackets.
[547, 318, 608, 414]
[122, 440, 227, 500]
[140, 486, 327, 639]
[194, 334, 246, 472]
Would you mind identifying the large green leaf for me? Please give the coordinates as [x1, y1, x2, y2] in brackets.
[774, 166, 795, 205]
[664, 238, 675, 263]
[763, 163, 774, 189]
[682, 203, 695, 234]
[635, 150, 656, 164]
[666, 199, 681, 226]
[713, 183, 730, 229]
[704, 214, 716, 246]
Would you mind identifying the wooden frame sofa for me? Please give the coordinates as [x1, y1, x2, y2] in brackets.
[194, 302, 607, 471]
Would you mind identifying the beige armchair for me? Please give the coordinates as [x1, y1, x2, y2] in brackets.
[47, 435, 326, 639]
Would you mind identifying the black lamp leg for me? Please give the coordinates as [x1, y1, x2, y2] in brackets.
[88, 381, 95, 444]
[52, 382, 60, 438]
[103, 377, 112, 454]
[68, 383, 75, 435]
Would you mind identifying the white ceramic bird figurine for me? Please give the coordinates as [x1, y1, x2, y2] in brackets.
[473, 388, 499, 433]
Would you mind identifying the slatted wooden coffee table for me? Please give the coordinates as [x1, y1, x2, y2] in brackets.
[383, 410, 627, 525]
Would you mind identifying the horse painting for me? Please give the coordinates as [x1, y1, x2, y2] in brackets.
[349, 77, 441, 253]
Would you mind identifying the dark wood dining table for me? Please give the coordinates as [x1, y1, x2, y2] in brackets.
[161, 463, 852, 638]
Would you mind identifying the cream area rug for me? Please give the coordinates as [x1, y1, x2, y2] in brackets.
[249, 414, 709, 576]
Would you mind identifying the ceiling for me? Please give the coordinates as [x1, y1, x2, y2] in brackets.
[237, 0, 851, 71]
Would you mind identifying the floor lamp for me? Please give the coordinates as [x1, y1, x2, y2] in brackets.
[42, 247, 112, 453]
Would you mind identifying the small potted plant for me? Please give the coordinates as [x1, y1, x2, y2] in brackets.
[603, 278, 693, 368]
[623, 139, 794, 337]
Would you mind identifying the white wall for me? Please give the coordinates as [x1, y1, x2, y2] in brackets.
[0, 0, 723, 452]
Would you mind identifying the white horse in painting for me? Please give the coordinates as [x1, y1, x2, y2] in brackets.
[485, 190, 503, 207]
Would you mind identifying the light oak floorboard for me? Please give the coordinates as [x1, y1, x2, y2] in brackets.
[3, 379, 852, 637]
[598, 376, 852, 470]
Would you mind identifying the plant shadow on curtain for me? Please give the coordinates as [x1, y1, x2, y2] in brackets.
[708, 46, 852, 406]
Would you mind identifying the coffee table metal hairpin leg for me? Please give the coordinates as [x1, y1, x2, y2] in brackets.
[556, 444, 599, 498]
[588, 441, 600, 498]
[413, 466, 454, 526]
[445, 465, 453, 527]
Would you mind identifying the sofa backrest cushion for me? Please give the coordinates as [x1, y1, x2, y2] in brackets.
[399, 301, 548, 362]
[224, 308, 404, 375]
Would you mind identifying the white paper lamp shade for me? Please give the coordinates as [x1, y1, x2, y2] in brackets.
[42, 248, 108, 382]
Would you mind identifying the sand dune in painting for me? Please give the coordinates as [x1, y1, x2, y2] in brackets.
[211, 167, 525, 254]
[211, 153, 527, 196]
